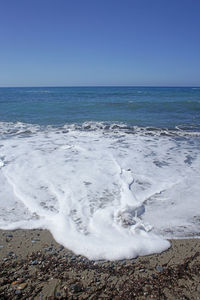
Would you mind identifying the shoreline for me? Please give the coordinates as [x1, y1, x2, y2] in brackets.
[0, 229, 200, 299]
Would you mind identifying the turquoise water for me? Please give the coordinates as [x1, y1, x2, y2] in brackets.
[0, 86, 200, 129]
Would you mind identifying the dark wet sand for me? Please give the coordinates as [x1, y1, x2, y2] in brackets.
[0, 229, 200, 299]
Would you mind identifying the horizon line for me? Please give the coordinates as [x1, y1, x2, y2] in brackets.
[0, 85, 200, 88]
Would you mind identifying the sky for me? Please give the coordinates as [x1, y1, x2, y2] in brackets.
[0, 0, 200, 87]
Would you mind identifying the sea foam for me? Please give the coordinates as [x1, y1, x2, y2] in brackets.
[0, 122, 199, 260]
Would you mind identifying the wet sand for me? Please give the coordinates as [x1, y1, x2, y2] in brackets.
[0, 229, 200, 299]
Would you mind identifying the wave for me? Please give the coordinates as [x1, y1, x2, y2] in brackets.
[0, 121, 200, 138]
[0, 120, 199, 260]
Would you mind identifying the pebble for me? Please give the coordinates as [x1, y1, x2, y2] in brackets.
[70, 283, 82, 293]
[0, 245, 4, 249]
[139, 268, 145, 272]
[44, 247, 51, 251]
[31, 260, 38, 265]
[17, 283, 27, 290]
[156, 265, 164, 273]
[7, 234, 13, 238]
[31, 239, 40, 243]
[15, 290, 21, 295]
[3, 257, 9, 262]
[16, 278, 24, 284]
[131, 260, 135, 264]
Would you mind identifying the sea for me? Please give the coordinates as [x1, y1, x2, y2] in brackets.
[0, 86, 200, 260]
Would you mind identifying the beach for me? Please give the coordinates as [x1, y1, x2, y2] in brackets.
[1, 0, 200, 294]
[0, 229, 199, 299]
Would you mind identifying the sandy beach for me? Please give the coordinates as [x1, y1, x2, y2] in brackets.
[0, 229, 199, 299]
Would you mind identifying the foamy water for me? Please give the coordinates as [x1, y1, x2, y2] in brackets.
[0, 121, 199, 260]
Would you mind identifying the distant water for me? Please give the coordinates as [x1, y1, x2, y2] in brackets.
[0, 87, 200, 260]
[0, 86, 200, 129]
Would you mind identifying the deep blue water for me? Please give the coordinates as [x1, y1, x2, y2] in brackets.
[0, 86, 200, 129]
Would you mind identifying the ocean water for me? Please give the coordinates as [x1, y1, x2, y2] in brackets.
[0, 86, 200, 260]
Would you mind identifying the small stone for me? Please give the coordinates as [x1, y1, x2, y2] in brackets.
[0, 245, 4, 249]
[7, 234, 13, 238]
[31, 260, 38, 265]
[31, 238, 40, 243]
[44, 247, 51, 251]
[139, 268, 145, 272]
[71, 255, 76, 260]
[12, 281, 18, 285]
[3, 257, 9, 262]
[17, 282, 27, 290]
[156, 265, 163, 272]
[31, 240, 37, 243]
[111, 263, 115, 268]
[56, 292, 61, 297]
[15, 290, 22, 295]
[16, 278, 24, 284]
[70, 283, 82, 293]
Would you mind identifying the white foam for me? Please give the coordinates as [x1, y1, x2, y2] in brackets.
[0, 122, 199, 260]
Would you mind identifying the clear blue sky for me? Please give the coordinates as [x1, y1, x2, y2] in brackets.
[0, 0, 200, 87]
